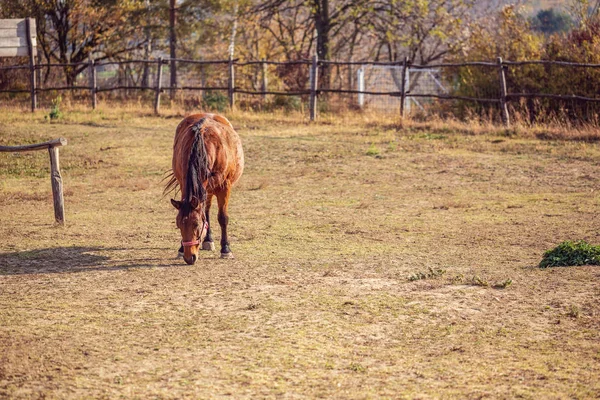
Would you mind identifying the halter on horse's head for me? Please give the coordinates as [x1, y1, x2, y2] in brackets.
[171, 196, 208, 265]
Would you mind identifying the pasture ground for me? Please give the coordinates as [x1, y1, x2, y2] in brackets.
[1, 108, 599, 399]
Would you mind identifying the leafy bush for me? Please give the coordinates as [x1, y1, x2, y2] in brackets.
[203, 91, 228, 112]
[530, 8, 573, 35]
[272, 94, 302, 111]
[48, 96, 63, 120]
[539, 240, 600, 268]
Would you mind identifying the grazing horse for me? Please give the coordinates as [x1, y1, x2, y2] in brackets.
[165, 113, 244, 264]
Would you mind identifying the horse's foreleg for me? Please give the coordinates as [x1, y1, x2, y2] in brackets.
[216, 188, 233, 258]
[202, 194, 215, 251]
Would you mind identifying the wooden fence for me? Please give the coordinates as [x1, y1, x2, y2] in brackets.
[0, 138, 67, 225]
[2, 55, 600, 126]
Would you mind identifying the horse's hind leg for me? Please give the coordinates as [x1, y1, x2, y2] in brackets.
[216, 188, 233, 258]
[202, 194, 215, 251]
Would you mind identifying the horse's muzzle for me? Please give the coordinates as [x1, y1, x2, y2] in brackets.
[184, 254, 197, 265]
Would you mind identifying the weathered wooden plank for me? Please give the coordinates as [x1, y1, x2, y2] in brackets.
[497, 57, 510, 127]
[0, 138, 67, 152]
[0, 47, 29, 57]
[0, 19, 34, 31]
[154, 57, 163, 114]
[309, 55, 318, 121]
[0, 27, 28, 38]
[26, 18, 37, 112]
[48, 146, 65, 225]
[0, 37, 35, 47]
[228, 56, 235, 109]
[89, 58, 97, 109]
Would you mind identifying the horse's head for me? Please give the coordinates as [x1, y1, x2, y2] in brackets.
[171, 197, 207, 265]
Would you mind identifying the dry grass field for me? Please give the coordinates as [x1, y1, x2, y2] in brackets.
[1, 107, 599, 399]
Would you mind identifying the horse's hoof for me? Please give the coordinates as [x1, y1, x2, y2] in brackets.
[177, 251, 184, 259]
[202, 241, 215, 251]
[220, 252, 234, 259]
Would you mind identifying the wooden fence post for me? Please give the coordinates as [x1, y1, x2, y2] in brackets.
[48, 145, 65, 224]
[497, 57, 510, 127]
[25, 17, 36, 112]
[89, 58, 97, 110]
[228, 56, 235, 109]
[309, 55, 318, 121]
[154, 57, 163, 114]
[36, 52, 42, 93]
[400, 56, 408, 119]
[261, 58, 268, 102]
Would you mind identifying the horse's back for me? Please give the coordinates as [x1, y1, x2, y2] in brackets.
[173, 113, 244, 192]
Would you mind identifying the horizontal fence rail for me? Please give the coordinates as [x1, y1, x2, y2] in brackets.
[2, 56, 600, 124]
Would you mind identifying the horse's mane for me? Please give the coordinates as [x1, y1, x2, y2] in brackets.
[163, 118, 210, 211]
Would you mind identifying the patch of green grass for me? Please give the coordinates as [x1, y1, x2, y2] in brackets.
[365, 143, 381, 157]
[470, 275, 489, 287]
[539, 240, 600, 268]
[408, 267, 446, 281]
[348, 362, 367, 373]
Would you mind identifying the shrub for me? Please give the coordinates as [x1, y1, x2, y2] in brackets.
[530, 8, 573, 35]
[202, 91, 228, 112]
[539, 240, 600, 268]
[272, 94, 302, 111]
[48, 96, 63, 120]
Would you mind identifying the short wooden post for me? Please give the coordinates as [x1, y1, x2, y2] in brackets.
[400, 56, 408, 118]
[89, 58, 97, 110]
[261, 58, 268, 102]
[154, 57, 163, 114]
[25, 17, 37, 112]
[497, 57, 510, 127]
[228, 56, 235, 109]
[48, 145, 65, 224]
[309, 55, 318, 121]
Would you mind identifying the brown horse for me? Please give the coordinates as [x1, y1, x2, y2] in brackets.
[165, 113, 244, 264]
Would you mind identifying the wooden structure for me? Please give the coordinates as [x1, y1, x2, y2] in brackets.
[0, 18, 37, 112]
[309, 55, 318, 121]
[0, 138, 68, 225]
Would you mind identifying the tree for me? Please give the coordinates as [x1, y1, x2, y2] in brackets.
[1, 0, 150, 86]
[365, 0, 476, 64]
[253, 0, 371, 88]
[530, 8, 573, 34]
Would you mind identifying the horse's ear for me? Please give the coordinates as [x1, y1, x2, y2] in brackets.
[171, 199, 181, 210]
[190, 196, 200, 210]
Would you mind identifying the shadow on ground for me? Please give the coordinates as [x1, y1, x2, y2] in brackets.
[0, 246, 178, 275]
